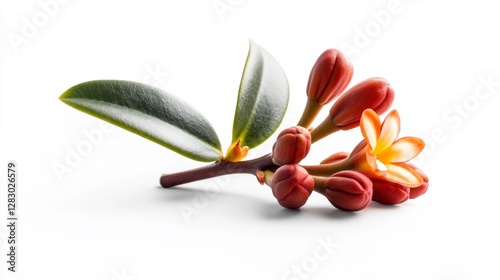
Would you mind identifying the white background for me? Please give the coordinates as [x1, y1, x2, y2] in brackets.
[1, 1, 500, 279]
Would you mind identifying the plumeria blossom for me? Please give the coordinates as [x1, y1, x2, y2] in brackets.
[350, 109, 425, 187]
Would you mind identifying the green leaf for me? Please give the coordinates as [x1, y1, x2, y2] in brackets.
[231, 40, 289, 149]
[60, 80, 222, 162]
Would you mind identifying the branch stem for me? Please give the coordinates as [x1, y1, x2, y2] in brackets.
[160, 153, 277, 188]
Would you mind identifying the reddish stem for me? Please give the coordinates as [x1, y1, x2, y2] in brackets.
[160, 153, 278, 188]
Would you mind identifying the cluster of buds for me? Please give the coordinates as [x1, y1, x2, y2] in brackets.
[266, 49, 429, 211]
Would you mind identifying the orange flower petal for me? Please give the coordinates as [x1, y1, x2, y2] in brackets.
[365, 151, 386, 177]
[372, 110, 400, 155]
[377, 137, 425, 163]
[360, 109, 380, 151]
[385, 163, 423, 187]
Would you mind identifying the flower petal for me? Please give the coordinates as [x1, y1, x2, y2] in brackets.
[385, 163, 422, 187]
[372, 110, 400, 155]
[377, 137, 425, 163]
[360, 109, 380, 151]
[365, 151, 386, 177]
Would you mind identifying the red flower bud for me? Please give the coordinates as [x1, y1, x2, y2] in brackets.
[272, 126, 311, 166]
[323, 171, 373, 211]
[371, 177, 410, 205]
[329, 78, 394, 130]
[306, 49, 353, 105]
[408, 164, 429, 199]
[271, 164, 314, 209]
[320, 151, 349, 164]
[310, 78, 394, 142]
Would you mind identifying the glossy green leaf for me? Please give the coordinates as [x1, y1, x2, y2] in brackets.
[231, 40, 289, 149]
[60, 80, 222, 162]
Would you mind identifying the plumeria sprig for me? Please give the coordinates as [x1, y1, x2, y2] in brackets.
[265, 48, 428, 211]
[302, 109, 428, 208]
[59, 41, 429, 213]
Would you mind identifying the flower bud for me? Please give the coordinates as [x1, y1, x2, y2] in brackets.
[310, 78, 394, 142]
[306, 49, 353, 105]
[271, 164, 314, 209]
[329, 78, 394, 130]
[298, 49, 353, 128]
[272, 126, 311, 166]
[371, 177, 410, 205]
[320, 151, 349, 164]
[323, 171, 373, 211]
[408, 164, 429, 199]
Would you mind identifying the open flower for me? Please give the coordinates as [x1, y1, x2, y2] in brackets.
[349, 109, 425, 187]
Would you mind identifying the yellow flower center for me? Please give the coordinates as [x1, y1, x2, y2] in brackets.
[375, 157, 388, 172]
